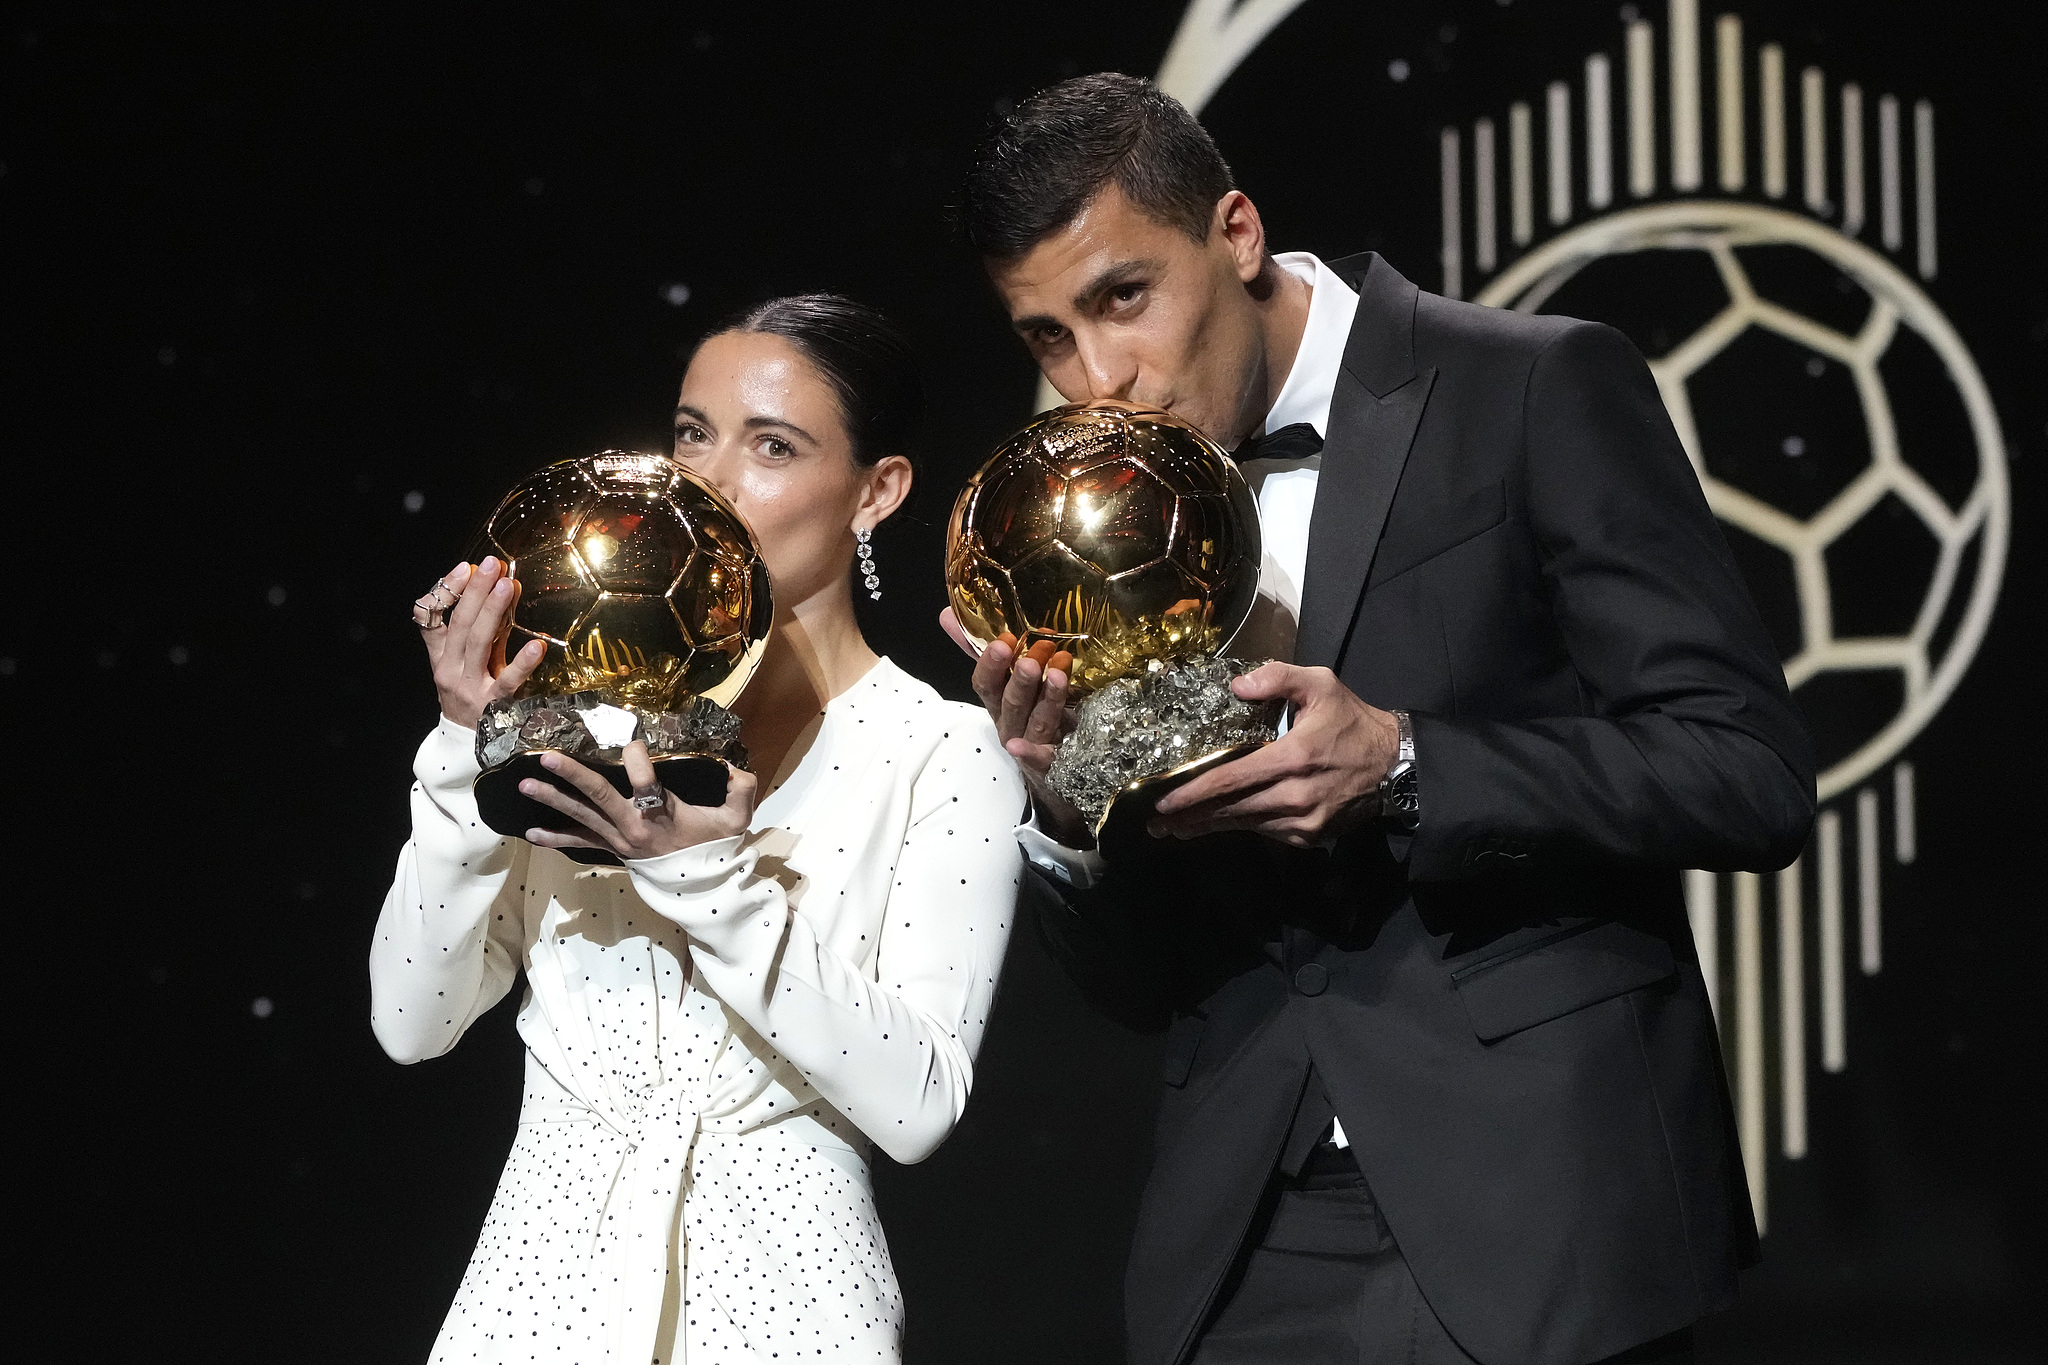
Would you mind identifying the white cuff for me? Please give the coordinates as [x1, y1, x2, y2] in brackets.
[1013, 814, 1106, 890]
[415, 717, 484, 794]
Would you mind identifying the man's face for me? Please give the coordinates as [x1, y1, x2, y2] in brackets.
[988, 183, 1270, 447]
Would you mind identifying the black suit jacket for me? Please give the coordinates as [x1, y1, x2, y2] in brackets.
[1037, 254, 1815, 1365]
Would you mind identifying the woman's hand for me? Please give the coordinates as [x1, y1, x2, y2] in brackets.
[415, 557, 546, 730]
[520, 740, 758, 861]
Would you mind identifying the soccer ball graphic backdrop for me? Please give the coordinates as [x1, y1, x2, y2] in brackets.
[1477, 203, 2008, 801]
[946, 401, 1263, 696]
[472, 450, 771, 710]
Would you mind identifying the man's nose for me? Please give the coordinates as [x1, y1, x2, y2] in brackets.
[1075, 337, 1137, 401]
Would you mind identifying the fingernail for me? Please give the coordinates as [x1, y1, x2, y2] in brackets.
[1047, 668, 1067, 689]
[481, 555, 498, 572]
[519, 780, 535, 794]
[540, 754, 559, 770]
[526, 828, 545, 841]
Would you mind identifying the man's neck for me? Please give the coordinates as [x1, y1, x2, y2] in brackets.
[1237, 259, 1313, 446]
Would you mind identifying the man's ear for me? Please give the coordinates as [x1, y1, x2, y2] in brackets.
[1213, 190, 1268, 284]
[857, 454, 914, 528]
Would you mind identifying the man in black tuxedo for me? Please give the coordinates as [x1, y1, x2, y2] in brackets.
[948, 75, 1814, 1365]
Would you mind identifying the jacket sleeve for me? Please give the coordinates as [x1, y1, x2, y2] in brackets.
[369, 719, 532, 1064]
[1407, 321, 1816, 881]
[624, 719, 1025, 1164]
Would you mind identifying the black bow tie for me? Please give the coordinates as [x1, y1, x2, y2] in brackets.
[1237, 421, 1325, 465]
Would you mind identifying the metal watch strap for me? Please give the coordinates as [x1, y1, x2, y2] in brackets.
[1377, 709, 1420, 831]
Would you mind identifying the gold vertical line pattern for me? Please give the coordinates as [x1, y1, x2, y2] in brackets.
[1818, 809, 1846, 1073]
[1440, 127, 1464, 300]
[1857, 786, 1883, 974]
[1893, 760, 1918, 864]
[1547, 81, 1573, 225]
[1915, 99, 1937, 279]
[1779, 859, 1807, 1159]
[1879, 93, 1902, 250]
[1716, 14, 1745, 191]
[1801, 66, 1828, 212]
[1670, 0, 1701, 190]
[1760, 43, 1786, 198]
[1627, 19, 1656, 196]
[1474, 118, 1498, 273]
[1842, 83, 1866, 234]
[1586, 53, 1613, 209]
[1735, 870, 1767, 1232]
[1686, 868, 1720, 1023]
[1510, 101, 1534, 245]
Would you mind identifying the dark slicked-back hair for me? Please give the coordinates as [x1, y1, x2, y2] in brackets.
[707, 293, 923, 469]
[960, 72, 1236, 261]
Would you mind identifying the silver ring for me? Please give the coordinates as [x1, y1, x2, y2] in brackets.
[630, 787, 664, 811]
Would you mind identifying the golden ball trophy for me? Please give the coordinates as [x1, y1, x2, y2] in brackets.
[468, 450, 771, 865]
[945, 401, 1273, 850]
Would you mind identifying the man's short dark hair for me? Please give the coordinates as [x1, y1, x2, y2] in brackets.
[960, 72, 1236, 260]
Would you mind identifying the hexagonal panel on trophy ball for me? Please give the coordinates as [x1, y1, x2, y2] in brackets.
[487, 462, 599, 560]
[565, 593, 694, 676]
[1688, 325, 1872, 523]
[1008, 539, 1109, 644]
[573, 495, 695, 597]
[510, 541, 600, 646]
[1058, 457, 1178, 576]
[970, 455, 1065, 569]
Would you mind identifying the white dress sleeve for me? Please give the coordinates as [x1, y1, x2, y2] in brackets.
[370, 718, 532, 1065]
[626, 717, 1025, 1164]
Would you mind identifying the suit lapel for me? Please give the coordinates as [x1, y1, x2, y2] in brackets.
[1293, 254, 1436, 672]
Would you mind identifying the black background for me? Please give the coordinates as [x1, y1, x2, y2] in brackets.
[5, 1, 2042, 1361]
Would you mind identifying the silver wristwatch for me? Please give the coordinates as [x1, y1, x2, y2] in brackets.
[1377, 709, 1419, 831]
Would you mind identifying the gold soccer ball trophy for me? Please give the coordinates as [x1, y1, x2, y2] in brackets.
[467, 450, 772, 862]
[946, 401, 1274, 842]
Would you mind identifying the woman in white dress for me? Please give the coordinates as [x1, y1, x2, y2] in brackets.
[373, 294, 1025, 1364]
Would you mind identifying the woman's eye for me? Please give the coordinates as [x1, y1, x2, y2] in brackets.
[674, 422, 708, 446]
[762, 437, 794, 459]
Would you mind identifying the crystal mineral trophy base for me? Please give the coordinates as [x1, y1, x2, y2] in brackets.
[945, 401, 1274, 845]
[467, 450, 771, 864]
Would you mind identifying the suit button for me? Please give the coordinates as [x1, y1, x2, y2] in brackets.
[1293, 963, 1329, 996]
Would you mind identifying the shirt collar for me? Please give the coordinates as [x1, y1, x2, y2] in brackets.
[1261, 251, 1361, 440]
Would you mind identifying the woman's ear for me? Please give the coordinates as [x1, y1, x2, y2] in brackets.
[855, 454, 914, 530]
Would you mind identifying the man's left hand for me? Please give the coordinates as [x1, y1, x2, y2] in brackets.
[1149, 663, 1399, 847]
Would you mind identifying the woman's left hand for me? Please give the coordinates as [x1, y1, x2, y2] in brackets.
[520, 740, 757, 860]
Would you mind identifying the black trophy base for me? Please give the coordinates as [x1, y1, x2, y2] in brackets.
[474, 752, 731, 866]
[1093, 740, 1267, 862]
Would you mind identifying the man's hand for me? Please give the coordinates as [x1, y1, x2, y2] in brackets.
[943, 606, 1094, 848]
[1148, 662, 1398, 847]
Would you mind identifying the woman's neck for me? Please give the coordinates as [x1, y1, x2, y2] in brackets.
[730, 579, 877, 740]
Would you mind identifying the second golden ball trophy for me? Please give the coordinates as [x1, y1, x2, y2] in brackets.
[946, 401, 1274, 849]
[468, 450, 771, 865]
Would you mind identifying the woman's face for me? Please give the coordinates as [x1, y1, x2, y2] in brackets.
[672, 330, 887, 612]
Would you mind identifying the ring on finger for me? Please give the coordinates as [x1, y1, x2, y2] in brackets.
[630, 783, 665, 811]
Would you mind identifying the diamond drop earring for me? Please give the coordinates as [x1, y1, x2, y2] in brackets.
[856, 526, 881, 600]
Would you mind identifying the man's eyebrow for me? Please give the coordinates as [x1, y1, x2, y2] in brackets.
[1072, 257, 1161, 311]
[1008, 257, 1164, 336]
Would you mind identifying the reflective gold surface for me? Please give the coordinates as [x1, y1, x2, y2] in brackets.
[474, 450, 771, 710]
[945, 401, 1262, 694]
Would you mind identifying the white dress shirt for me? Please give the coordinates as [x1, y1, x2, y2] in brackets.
[1013, 252, 1360, 891]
